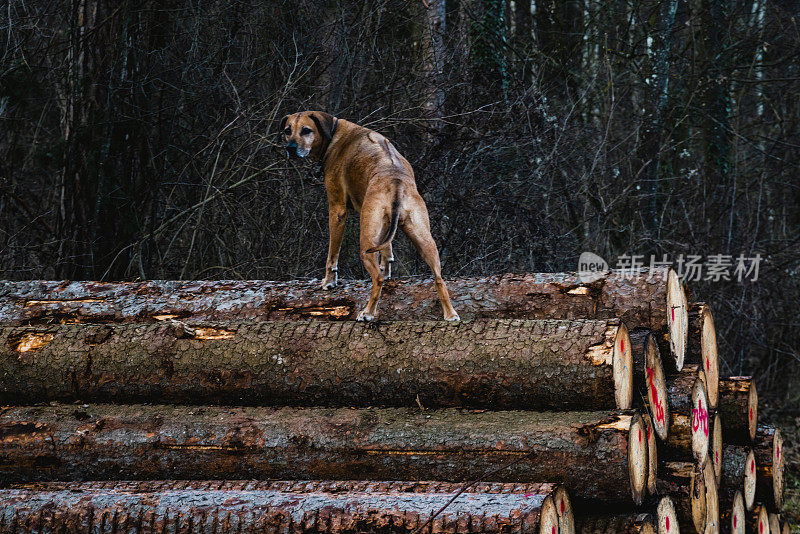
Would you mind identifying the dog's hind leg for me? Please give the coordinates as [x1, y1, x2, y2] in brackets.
[357, 200, 389, 322]
[402, 199, 460, 322]
[379, 243, 394, 279]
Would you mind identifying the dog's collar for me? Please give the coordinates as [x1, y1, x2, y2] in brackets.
[319, 117, 339, 168]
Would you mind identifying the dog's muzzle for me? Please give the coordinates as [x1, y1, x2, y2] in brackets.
[285, 141, 299, 159]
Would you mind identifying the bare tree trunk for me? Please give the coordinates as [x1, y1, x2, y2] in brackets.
[419, 0, 446, 138]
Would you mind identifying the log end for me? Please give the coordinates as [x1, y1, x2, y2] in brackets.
[644, 332, 670, 441]
[691, 462, 709, 534]
[554, 486, 575, 534]
[540, 494, 560, 534]
[748, 382, 759, 441]
[699, 306, 719, 410]
[703, 460, 720, 534]
[614, 322, 634, 410]
[769, 513, 782, 534]
[690, 373, 711, 467]
[752, 504, 769, 534]
[656, 495, 679, 534]
[730, 490, 746, 534]
[745, 448, 757, 511]
[711, 412, 723, 486]
[772, 429, 784, 509]
[629, 412, 649, 506]
[666, 269, 688, 371]
[643, 413, 658, 496]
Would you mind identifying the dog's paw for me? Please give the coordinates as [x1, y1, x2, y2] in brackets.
[320, 280, 337, 291]
[356, 309, 374, 322]
[444, 313, 461, 323]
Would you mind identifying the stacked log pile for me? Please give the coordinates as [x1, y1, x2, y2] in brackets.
[0, 268, 787, 533]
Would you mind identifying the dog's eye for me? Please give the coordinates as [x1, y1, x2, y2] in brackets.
[283, 128, 291, 136]
[300, 127, 312, 135]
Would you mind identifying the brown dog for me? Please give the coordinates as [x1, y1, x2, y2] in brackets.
[280, 111, 459, 322]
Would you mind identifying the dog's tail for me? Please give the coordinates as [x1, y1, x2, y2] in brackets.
[366, 188, 400, 254]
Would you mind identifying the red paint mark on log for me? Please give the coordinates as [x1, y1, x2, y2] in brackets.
[734, 515, 737, 528]
[751, 460, 755, 474]
[760, 521, 764, 533]
[647, 368, 665, 424]
[621, 338, 625, 353]
[777, 443, 780, 460]
[692, 398, 709, 437]
[552, 527, 556, 534]
[706, 358, 709, 370]
[671, 308, 675, 322]
[750, 408, 753, 421]
[666, 516, 670, 531]
[638, 429, 642, 442]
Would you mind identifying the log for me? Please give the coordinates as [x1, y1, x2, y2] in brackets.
[754, 426, 784, 510]
[769, 513, 781, 534]
[632, 329, 670, 441]
[642, 413, 658, 496]
[749, 504, 770, 534]
[665, 365, 710, 467]
[555, 485, 576, 534]
[711, 412, 723, 486]
[687, 303, 719, 409]
[658, 461, 707, 533]
[718, 377, 758, 443]
[0, 480, 565, 534]
[0, 268, 689, 368]
[655, 496, 680, 534]
[0, 318, 635, 410]
[721, 446, 757, 511]
[719, 488, 745, 534]
[701, 459, 720, 534]
[0, 404, 650, 505]
[576, 513, 656, 534]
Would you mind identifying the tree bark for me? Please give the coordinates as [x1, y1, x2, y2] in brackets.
[0, 480, 564, 534]
[719, 377, 758, 443]
[687, 302, 719, 409]
[418, 0, 446, 138]
[0, 404, 648, 505]
[754, 426, 784, 510]
[664, 365, 710, 467]
[0, 318, 633, 410]
[0, 269, 688, 370]
[721, 445, 756, 511]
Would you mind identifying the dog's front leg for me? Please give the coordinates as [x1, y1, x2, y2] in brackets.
[321, 203, 347, 290]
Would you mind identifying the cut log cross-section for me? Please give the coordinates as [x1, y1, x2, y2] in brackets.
[665, 365, 710, 466]
[631, 329, 670, 441]
[687, 303, 720, 409]
[0, 269, 689, 369]
[656, 495, 679, 534]
[722, 445, 757, 511]
[719, 377, 758, 443]
[0, 480, 567, 534]
[0, 319, 634, 410]
[750, 504, 770, 534]
[658, 461, 707, 533]
[0, 404, 649, 505]
[711, 412, 723, 485]
[719, 489, 746, 534]
[754, 427, 785, 510]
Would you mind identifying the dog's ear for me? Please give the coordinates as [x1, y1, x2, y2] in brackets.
[310, 112, 335, 141]
[279, 115, 289, 132]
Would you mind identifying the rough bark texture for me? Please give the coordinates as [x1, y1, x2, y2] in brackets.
[719, 377, 758, 443]
[0, 269, 682, 335]
[686, 302, 719, 409]
[664, 365, 710, 467]
[754, 426, 784, 510]
[657, 461, 706, 534]
[721, 445, 756, 511]
[0, 404, 646, 505]
[0, 318, 631, 410]
[0, 480, 559, 534]
[576, 513, 655, 534]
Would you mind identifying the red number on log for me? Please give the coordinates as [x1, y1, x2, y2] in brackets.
[692, 398, 708, 437]
[647, 367, 665, 424]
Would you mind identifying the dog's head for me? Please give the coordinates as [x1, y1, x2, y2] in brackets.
[280, 111, 336, 160]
